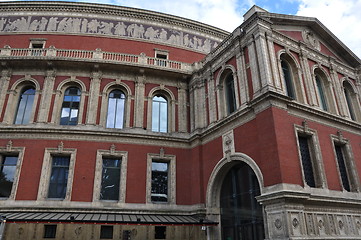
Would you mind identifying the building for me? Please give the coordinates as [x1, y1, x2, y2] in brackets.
[0, 1, 361, 239]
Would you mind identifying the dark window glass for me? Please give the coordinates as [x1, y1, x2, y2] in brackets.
[14, 87, 35, 124]
[220, 162, 264, 240]
[155, 226, 166, 239]
[315, 75, 328, 111]
[334, 144, 350, 191]
[122, 230, 131, 240]
[48, 156, 70, 199]
[151, 161, 168, 202]
[152, 95, 167, 133]
[100, 158, 121, 200]
[100, 225, 113, 239]
[0, 156, 18, 197]
[344, 87, 356, 120]
[44, 225, 57, 238]
[281, 60, 295, 99]
[298, 136, 316, 187]
[60, 87, 81, 125]
[225, 74, 236, 114]
[106, 90, 126, 128]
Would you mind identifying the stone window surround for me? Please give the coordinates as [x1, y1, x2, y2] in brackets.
[146, 87, 176, 133]
[312, 66, 338, 114]
[50, 78, 87, 125]
[331, 132, 360, 192]
[0, 141, 25, 200]
[342, 79, 361, 121]
[29, 38, 47, 48]
[277, 52, 306, 104]
[215, 65, 240, 120]
[3, 77, 40, 125]
[154, 48, 169, 59]
[37, 145, 77, 201]
[99, 81, 132, 129]
[92, 148, 128, 203]
[146, 151, 176, 204]
[294, 122, 327, 189]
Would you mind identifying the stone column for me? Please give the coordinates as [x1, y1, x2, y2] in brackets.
[86, 70, 102, 125]
[247, 36, 261, 97]
[37, 69, 56, 123]
[0, 67, 11, 120]
[299, 48, 318, 106]
[236, 50, 249, 105]
[134, 72, 146, 128]
[177, 79, 187, 132]
[207, 70, 217, 123]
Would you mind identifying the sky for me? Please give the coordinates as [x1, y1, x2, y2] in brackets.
[10, 0, 361, 58]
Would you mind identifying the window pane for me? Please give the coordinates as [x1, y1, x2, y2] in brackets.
[315, 75, 328, 111]
[151, 161, 168, 202]
[100, 158, 121, 200]
[281, 60, 295, 99]
[100, 226, 113, 239]
[152, 100, 160, 131]
[225, 75, 236, 114]
[298, 136, 316, 187]
[48, 156, 70, 199]
[44, 225, 57, 238]
[152, 95, 167, 133]
[60, 87, 80, 125]
[107, 90, 125, 129]
[344, 87, 356, 120]
[14, 87, 35, 124]
[334, 145, 350, 191]
[0, 156, 18, 198]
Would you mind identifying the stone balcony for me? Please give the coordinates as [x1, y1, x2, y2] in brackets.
[0, 46, 195, 74]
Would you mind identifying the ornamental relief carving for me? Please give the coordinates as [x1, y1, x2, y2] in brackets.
[302, 30, 321, 51]
[0, 15, 220, 53]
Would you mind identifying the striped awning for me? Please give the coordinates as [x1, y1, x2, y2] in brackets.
[0, 212, 217, 226]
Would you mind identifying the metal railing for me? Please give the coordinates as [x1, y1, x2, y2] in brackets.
[0, 46, 193, 73]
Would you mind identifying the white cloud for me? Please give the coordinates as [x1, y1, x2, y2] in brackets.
[296, 0, 361, 58]
[113, 0, 246, 32]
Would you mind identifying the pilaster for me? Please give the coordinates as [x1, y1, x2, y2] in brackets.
[86, 70, 102, 125]
[0, 66, 11, 121]
[207, 70, 217, 124]
[177, 79, 187, 132]
[37, 69, 56, 123]
[299, 48, 318, 106]
[134, 72, 146, 128]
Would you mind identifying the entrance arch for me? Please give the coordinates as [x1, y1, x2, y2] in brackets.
[206, 153, 265, 240]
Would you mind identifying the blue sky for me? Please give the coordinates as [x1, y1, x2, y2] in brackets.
[13, 0, 361, 58]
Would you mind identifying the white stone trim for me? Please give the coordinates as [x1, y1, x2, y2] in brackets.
[37, 146, 77, 201]
[146, 151, 176, 204]
[92, 148, 128, 203]
[0, 142, 25, 200]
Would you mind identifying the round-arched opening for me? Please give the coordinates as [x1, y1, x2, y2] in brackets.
[220, 161, 264, 240]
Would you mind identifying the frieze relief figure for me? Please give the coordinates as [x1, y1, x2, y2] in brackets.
[0, 15, 219, 53]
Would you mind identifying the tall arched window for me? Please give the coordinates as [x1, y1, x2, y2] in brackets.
[343, 82, 356, 121]
[220, 162, 264, 240]
[14, 87, 35, 124]
[281, 59, 295, 99]
[106, 90, 126, 129]
[152, 95, 167, 133]
[225, 74, 237, 114]
[60, 87, 81, 125]
[315, 75, 328, 111]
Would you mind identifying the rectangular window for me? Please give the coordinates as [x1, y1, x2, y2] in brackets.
[155, 49, 168, 67]
[44, 225, 57, 238]
[29, 39, 46, 56]
[298, 136, 316, 188]
[155, 226, 166, 239]
[100, 158, 121, 201]
[100, 225, 113, 239]
[151, 161, 169, 202]
[48, 156, 70, 199]
[334, 144, 351, 191]
[0, 155, 18, 198]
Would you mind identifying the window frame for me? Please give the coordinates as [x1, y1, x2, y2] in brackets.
[37, 146, 76, 201]
[342, 81, 360, 121]
[331, 133, 360, 192]
[43, 224, 57, 238]
[224, 73, 237, 115]
[0, 143, 25, 200]
[146, 152, 176, 204]
[315, 74, 328, 111]
[100, 225, 113, 239]
[106, 89, 126, 129]
[281, 59, 296, 99]
[154, 49, 169, 67]
[14, 86, 36, 125]
[151, 95, 168, 133]
[295, 123, 327, 189]
[60, 87, 81, 126]
[93, 149, 128, 203]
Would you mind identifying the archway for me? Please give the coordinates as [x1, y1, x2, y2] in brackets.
[220, 162, 264, 240]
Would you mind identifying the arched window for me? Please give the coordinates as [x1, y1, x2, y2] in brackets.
[60, 87, 81, 125]
[315, 75, 328, 111]
[343, 82, 356, 121]
[225, 74, 237, 114]
[220, 162, 264, 240]
[281, 59, 295, 99]
[106, 90, 126, 129]
[14, 87, 35, 124]
[152, 95, 167, 132]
